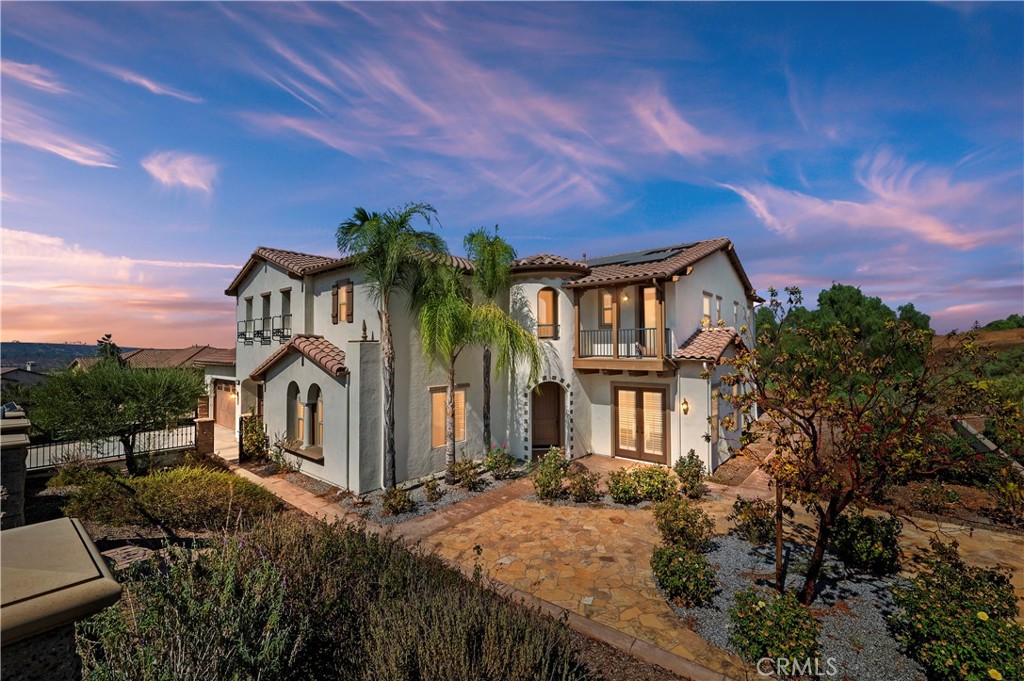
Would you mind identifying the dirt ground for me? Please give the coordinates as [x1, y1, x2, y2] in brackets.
[707, 454, 759, 486]
[872, 480, 1023, 536]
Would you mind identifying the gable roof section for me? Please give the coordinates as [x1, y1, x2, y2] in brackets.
[510, 254, 590, 275]
[563, 238, 757, 298]
[191, 347, 236, 367]
[69, 346, 233, 370]
[225, 247, 351, 295]
[674, 327, 744, 362]
[249, 335, 348, 381]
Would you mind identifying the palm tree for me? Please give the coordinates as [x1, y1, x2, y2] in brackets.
[419, 265, 541, 472]
[337, 203, 447, 489]
[463, 226, 517, 450]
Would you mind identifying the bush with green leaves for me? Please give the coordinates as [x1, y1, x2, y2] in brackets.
[729, 587, 819, 671]
[62, 466, 279, 530]
[991, 467, 1024, 525]
[673, 449, 706, 498]
[483, 445, 520, 480]
[531, 448, 569, 500]
[381, 485, 416, 516]
[607, 465, 676, 505]
[565, 463, 601, 503]
[240, 412, 269, 460]
[916, 479, 962, 514]
[650, 544, 717, 607]
[891, 540, 1024, 681]
[828, 509, 902, 575]
[727, 496, 782, 545]
[448, 457, 484, 491]
[78, 516, 589, 680]
[423, 478, 444, 503]
[653, 496, 715, 552]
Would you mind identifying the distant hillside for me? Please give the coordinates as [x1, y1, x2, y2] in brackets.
[0, 342, 138, 373]
[933, 328, 1024, 353]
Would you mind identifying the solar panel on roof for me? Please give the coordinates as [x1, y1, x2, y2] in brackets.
[584, 242, 697, 266]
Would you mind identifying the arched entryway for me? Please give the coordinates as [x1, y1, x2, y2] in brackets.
[531, 381, 565, 459]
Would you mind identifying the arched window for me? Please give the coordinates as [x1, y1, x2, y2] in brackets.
[537, 288, 558, 339]
[307, 384, 323, 447]
[287, 382, 302, 443]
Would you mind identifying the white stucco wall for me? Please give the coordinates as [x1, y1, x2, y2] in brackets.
[671, 250, 752, 349]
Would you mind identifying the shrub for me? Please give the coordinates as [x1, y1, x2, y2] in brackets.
[240, 412, 269, 460]
[916, 479, 961, 514]
[653, 496, 715, 552]
[449, 457, 484, 491]
[607, 465, 676, 504]
[992, 467, 1024, 525]
[484, 445, 520, 480]
[729, 587, 819, 671]
[77, 516, 589, 680]
[828, 509, 902, 575]
[63, 466, 279, 530]
[650, 544, 717, 607]
[565, 463, 601, 503]
[423, 478, 444, 503]
[673, 449, 706, 499]
[727, 496, 779, 545]
[892, 540, 1024, 681]
[381, 486, 416, 516]
[531, 449, 569, 500]
[48, 458, 112, 488]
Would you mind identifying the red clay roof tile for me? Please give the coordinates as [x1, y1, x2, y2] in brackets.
[673, 327, 744, 362]
[249, 335, 348, 380]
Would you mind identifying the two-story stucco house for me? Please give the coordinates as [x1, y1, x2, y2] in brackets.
[217, 238, 758, 494]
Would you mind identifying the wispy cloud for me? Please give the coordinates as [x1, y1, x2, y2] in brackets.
[0, 228, 236, 346]
[141, 151, 219, 194]
[629, 87, 730, 160]
[723, 149, 1015, 249]
[1, 60, 68, 94]
[0, 97, 116, 167]
[100, 64, 203, 103]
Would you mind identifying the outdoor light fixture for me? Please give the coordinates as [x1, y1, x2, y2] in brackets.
[680, 398, 690, 415]
[622, 293, 629, 302]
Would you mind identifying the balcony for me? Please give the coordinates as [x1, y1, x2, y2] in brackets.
[537, 323, 559, 340]
[572, 285, 673, 374]
[237, 320, 254, 346]
[253, 317, 272, 346]
[238, 315, 292, 346]
[271, 314, 292, 343]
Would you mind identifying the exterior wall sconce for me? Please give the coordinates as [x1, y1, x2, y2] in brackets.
[680, 398, 690, 415]
[622, 293, 629, 302]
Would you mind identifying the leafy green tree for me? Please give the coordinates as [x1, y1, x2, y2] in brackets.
[463, 226, 517, 450]
[32, 364, 206, 475]
[723, 287, 992, 605]
[337, 203, 448, 488]
[419, 265, 541, 472]
[96, 333, 128, 367]
[983, 314, 1024, 331]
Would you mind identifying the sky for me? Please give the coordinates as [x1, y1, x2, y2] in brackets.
[1, 2, 1021, 348]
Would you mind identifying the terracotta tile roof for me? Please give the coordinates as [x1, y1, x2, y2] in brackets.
[250, 335, 348, 380]
[191, 347, 236, 367]
[510, 254, 590, 274]
[69, 346, 233, 370]
[564, 238, 736, 289]
[674, 327, 744, 362]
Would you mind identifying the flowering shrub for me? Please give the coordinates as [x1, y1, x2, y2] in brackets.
[448, 457, 484, 491]
[531, 448, 569, 500]
[992, 467, 1024, 526]
[483, 445, 520, 480]
[650, 544, 717, 607]
[381, 486, 416, 516]
[673, 449, 706, 499]
[828, 509, 902, 575]
[892, 540, 1024, 681]
[727, 496, 782, 545]
[653, 496, 715, 552]
[565, 463, 601, 503]
[607, 465, 676, 505]
[729, 587, 819, 670]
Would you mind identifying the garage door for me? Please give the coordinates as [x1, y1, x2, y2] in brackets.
[213, 380, 236, 429]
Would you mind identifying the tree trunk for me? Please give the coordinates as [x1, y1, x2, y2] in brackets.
[775, 482, 784, 593]
[121, 434, 138, 476]
[446, 361, 457, 473]
[482, 346, 492, 451]
[798, 499, 839, 605]
[380, 306, 397, 489]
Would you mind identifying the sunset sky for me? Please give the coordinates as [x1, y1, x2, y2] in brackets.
[2, 2, 1021, 348]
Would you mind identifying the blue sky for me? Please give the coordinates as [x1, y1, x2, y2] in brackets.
[1, 2, 1021, 346]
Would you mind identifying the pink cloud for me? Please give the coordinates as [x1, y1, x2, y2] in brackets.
[100, 65, 203, 103]
[630, 87, 730, 160]
[0, 60, 68, 94]
[1, 97, 116, 167]
[141, 151, 219, 194]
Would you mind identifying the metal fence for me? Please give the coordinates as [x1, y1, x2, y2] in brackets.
[26, 422, 196, 471]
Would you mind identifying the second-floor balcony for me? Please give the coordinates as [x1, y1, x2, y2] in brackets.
[238, 315, 292, 346]
[571, 284, 672, 373]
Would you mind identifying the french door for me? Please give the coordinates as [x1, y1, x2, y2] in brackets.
[614, 386, 667, 464]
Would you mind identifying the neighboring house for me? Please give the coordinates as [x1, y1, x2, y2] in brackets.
[224, 239, 759, 494]
[0, 365, 49, 387]
[69, 345, 231, 371]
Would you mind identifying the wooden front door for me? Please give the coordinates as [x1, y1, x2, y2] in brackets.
[532, 382, 564, 455]
[614, 386, 667, 464]
[213, 380, 236, 429]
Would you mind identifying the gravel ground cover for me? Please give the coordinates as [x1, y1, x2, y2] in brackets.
[341, 467, 527, 525]
[672, 534, 925, 681]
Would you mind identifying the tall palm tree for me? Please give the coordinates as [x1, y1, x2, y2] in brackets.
[463, 226, 517, 450]
[419, 265, 541, 472]
[337, 203, 447, 489]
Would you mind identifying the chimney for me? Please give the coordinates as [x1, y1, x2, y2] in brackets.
[25, 361, 36, 372]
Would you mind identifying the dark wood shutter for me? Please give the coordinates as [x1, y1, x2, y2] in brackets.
[331, 284, 339, 324]
[344, 283, 354, 322]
